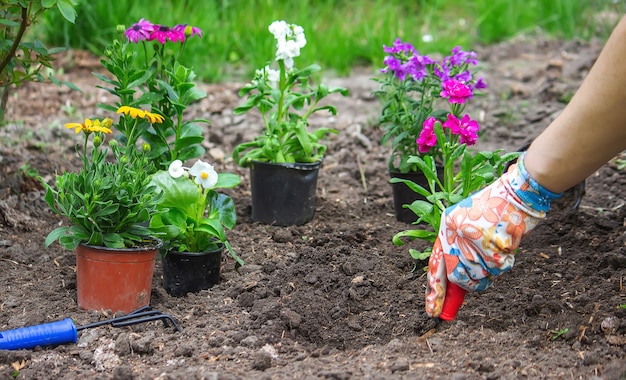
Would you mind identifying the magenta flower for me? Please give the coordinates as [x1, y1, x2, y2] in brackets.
[149, 25, 186, 44]
[440, 80, 473, 104]
[125, 18, 155, 43]
[443, 114, 479, 145]
[174, 24, 203, 38]
[417, 116, 438, 153]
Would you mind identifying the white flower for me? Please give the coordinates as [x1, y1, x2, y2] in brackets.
[422, 34, 433, 43]
[268, 20, 289, 40]
[189, 160, 218, 189]
[168, 160, 185, 178]
[265, 66, 280, 84]
[269, 20, 307, 69]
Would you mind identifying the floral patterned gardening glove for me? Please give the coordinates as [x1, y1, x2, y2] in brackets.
[425, 152, 564, 320]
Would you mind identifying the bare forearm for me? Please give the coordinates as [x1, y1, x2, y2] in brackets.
[526, 15, 626, 193]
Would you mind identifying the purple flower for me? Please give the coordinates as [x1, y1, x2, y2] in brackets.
[417, 116, 438, 153]
[174, 24, 203, 38]
[445, 46, 478, 68]
[473, 77, 487, 90]
[383, 38, 416, 55]
[440, 80, 473, 104]
[149, 24, 185, 44]
[125, 18, 155, 43]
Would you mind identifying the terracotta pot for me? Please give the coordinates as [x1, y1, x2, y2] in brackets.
[75, 239, 161, 313]
[389, 167, 442, 223]
[162, 244, 223, 297]
[249, 160, 321, 226]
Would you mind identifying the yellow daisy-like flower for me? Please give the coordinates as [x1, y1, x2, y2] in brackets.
[87, 118, 113, 134]
[117, 106, 164, 124]
[64, 118, 113, 134]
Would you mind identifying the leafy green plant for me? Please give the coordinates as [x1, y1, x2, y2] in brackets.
[150, 159, 243, 266]
[43, 108, 162, 250]
[232, 20, 348, 167]
[0, 0, 78, 123]
[96, 19, 207, 172]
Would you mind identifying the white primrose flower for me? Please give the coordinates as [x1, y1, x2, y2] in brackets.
[189, 160, 218, 189]
[168, 160, 186, 178]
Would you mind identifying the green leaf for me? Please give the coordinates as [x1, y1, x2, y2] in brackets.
[392, 229, 437, 246]
[45, 226, 70, 248]
[409, 248, 432, 261]
[215, 173, 241, 189]
[56, 0, 77, 23]
[151, 171, 199, 211]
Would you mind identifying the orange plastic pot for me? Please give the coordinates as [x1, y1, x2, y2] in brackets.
[75, 239, 161, 313]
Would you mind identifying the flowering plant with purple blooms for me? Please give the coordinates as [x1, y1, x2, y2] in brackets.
[96, 18, 207, 172]
[374, 39, 488, 173]
[379, 39, 519, 262]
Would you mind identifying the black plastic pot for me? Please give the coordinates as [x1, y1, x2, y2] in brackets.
[162, 245, 223, 297]
[389, 168, 441, 223]
[250, 160, 321, 226]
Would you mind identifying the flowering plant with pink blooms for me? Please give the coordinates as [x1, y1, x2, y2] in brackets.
[379, 39, 519, 262]
[374, 39, 487, 173]
[96, 18, 207, 172]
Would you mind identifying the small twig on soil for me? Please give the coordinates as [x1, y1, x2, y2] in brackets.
[355, 154, 367, 192]
[579, 202, 624, 212]
[0, 258, 20, 265]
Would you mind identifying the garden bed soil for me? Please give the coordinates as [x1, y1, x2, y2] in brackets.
[1, 35, 625, 379]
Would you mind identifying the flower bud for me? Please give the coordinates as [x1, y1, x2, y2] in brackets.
[109, 139, 118, 148]
[142, 143, 151, 153]
[116, 25, 126, 34]
[92, 135, 102, 147]
[93, 179, 102, 188]
[184, 25, 194, 37]
[120, 155, 128, 164]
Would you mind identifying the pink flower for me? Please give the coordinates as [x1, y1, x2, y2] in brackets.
[417, 116, 438, 153]
[125, 18, 155, 43]
[443, 114, 479, 145]
[149, 25, 186, 44]
[440, 80, 473, 104]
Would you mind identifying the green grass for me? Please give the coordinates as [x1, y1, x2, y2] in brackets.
[35, 0, 624, 83]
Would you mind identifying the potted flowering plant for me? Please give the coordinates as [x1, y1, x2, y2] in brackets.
[96, 19, 207, 172]
[232, 20, 349, 226]
[43, 106, 166, 312]
[149, 159, 242, 296]
[373, 39, 487, 222]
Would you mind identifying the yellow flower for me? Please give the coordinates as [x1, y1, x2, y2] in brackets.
[87, 118, 113, 134]
[117, 106, 164, 124]
[65, 118, 113, 134]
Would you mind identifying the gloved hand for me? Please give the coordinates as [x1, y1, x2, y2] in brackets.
[425, 152, 563, 320]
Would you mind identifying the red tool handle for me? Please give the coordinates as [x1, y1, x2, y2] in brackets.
[439, 282, 466, 321]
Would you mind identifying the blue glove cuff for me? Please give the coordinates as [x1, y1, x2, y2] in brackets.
[509, 152, 563, 212]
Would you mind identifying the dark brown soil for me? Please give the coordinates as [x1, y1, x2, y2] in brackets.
[1, 35, 625, 379]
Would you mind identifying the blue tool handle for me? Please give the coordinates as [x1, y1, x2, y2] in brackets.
[0, 318, 78, 350]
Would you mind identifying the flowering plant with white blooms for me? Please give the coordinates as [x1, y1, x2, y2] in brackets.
[232, 20, 349, 167]
[149, 160, 243, 265]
